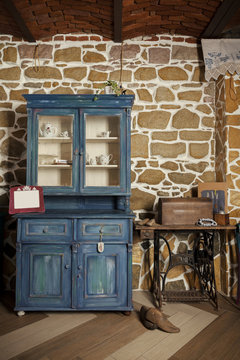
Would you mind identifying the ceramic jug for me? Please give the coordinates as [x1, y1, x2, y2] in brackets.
[99, 154, 113, 165]
[40, 123, 58, 137]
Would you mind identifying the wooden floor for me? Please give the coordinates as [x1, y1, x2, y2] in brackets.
[0, 291, 240, 360]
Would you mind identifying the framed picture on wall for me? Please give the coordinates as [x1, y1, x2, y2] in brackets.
[9, 185, 45, 214]
[198, 182, 228, 214]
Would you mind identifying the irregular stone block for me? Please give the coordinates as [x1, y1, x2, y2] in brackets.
[202, 116, 214, 128]
[110, 70, 132, 82]
[18, 44, 53, 59]
[189, 142, 209, 159]
[172, 45, 200, 61]
[130, 188, 155, 211]
[199, 171, 215, 182]
[230, 190, 240, 206]
[158, 66, 188, 81]
[3, 47, 17, 63]
[3, 171, 15, 182]
[172, 108, 200, 129]
[149, 47, 170, 64]
[0, 137, 26, 158]
[226, 115, 240, 126]
[0, 130, 5, 139]
[0, 67, 20, 80]
[177, 90, 202, 101]
[229, 127, 240, 148]
[16, 117, 27, 129]
[152, 131, 178, 141]
[196, 104, 212, 114]
[14, 169, 26, 185]
[134, 67, 157, 81]
[0, 110, 15, 127]
[25, 66, 62, 79]
[138, 169, 165, 185]
[151, 142, 186, 158]
[50, 86, 74, 94]
[137, 89, 152, 102]
[0, 86, 7, 101]
[88, 70, 108, 82]
[138, 110, 170, 129]
[83, 51, 106, 63]
[185, 162, 208, 173]
[110, 44, 140, 60]
[54, 47, 81, 62]
[161, 161, 178, 171]
[132, 264, 141, 289]
[131, 134, 149, 158]
[168, 172, 195, 185]
[179, 130, 212, 141]
[10, 89, 29, 101]
[155, 86, 175, 102]
[64, 67, 87, 81]
[192, 66, 205, 82]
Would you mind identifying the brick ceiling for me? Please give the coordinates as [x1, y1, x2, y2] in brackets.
[0, 0, 240, 42]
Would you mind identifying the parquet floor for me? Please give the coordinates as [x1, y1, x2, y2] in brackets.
[0, 291, 239, 360]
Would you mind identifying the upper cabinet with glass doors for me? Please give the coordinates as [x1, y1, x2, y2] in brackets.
[24, 94, 134, 196]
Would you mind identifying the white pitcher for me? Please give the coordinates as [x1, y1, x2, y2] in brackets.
[99, 154, 113, 165]
[40, 123, 58, 137]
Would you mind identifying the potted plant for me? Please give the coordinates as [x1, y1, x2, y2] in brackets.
[94, 80, 122, 100]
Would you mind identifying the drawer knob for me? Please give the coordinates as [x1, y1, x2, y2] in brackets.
[43, 227, 48, 233]
[65, 264, 70, 269]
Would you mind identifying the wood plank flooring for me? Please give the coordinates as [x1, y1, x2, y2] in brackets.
[0, 291, 239, 360]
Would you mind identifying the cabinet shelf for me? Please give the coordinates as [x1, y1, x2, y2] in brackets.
[86, 164, 118, 168]
[39, 137, 72, 142]
[86, 137, 119, 143]
[39, 164, 72, 168]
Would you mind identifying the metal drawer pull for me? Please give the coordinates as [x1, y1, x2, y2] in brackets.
[65, 264, 70, 269]
[42, 227, 48, 233]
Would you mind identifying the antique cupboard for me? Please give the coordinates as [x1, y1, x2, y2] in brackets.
[15, 94, 134, 315]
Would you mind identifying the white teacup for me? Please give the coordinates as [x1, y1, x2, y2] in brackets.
[89, 157, 97, 165]
[102, 131, 111, 138]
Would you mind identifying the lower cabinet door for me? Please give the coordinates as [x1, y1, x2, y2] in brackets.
[20, 244, 71, 308]
[78, 244, 128, 309]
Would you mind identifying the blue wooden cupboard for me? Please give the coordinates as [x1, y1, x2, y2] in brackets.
[15, 94, 135, 315]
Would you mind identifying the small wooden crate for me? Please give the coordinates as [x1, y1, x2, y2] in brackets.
[158, 198, 213, 225]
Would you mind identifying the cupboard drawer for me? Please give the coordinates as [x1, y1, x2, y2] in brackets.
[21, 219, 73, 242]
[77, 219, 129, 242]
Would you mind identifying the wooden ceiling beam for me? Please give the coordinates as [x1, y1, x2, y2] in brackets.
[202, 0, 240, 38]
[113, 0, 122, 43]
[3, 0, 35, 42]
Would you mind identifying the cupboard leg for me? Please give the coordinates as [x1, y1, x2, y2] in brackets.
[122, 311, 132, 316]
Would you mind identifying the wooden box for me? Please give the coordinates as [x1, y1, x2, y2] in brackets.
[213, 213, 229, 225]
[157, 198, 213, 225]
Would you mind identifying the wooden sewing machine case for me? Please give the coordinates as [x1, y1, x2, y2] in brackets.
[158, 198, 213, 225]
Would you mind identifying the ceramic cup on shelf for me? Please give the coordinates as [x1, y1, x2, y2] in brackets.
[102, 131, 111, 138]
[89, 157, 97, 165]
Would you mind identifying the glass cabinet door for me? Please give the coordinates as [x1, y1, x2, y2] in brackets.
[37, 114, 74, 188]
[83, 111, 125, 192]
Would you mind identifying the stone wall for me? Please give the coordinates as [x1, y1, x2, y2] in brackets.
[0, 33, 237, 295]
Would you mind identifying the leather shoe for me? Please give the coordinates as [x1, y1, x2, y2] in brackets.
[140, 305, 180, 333]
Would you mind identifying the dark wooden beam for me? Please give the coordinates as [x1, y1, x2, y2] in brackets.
[113, 0, 122, 43]
[202, 0, 240, 38]
[3, 0, 35, 42]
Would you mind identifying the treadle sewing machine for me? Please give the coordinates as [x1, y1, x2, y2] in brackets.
[135, 198, 236, 310]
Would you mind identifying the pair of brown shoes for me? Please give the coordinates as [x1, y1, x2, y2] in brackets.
[140, 306, 180, 333]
